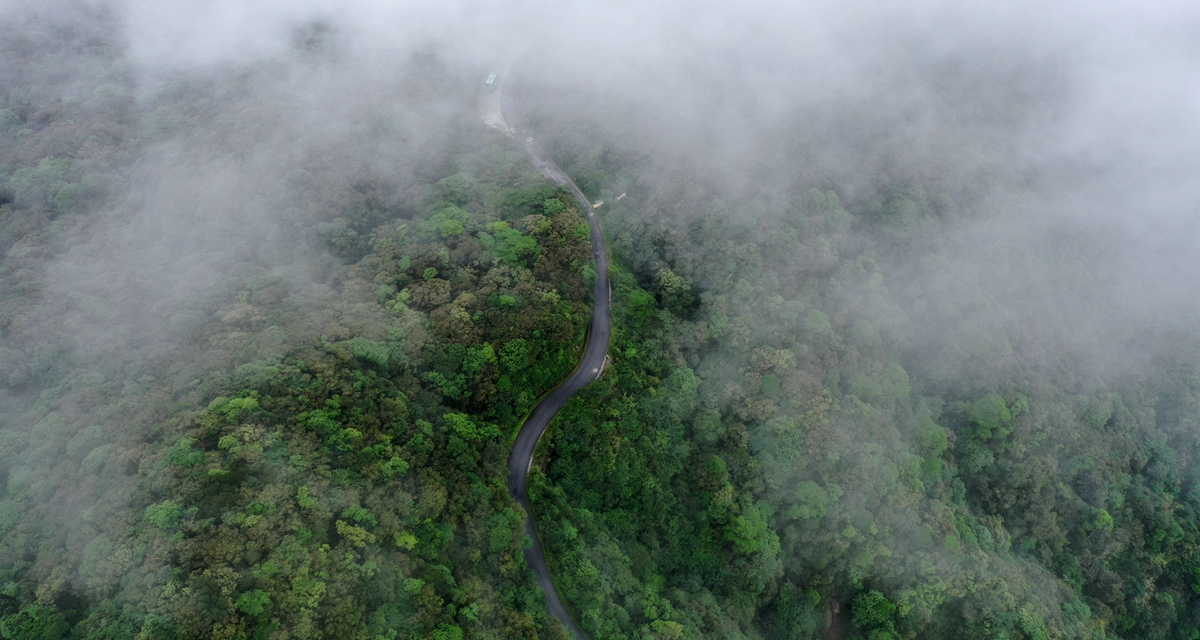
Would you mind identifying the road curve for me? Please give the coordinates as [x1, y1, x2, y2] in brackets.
[501, 78, 609, 640]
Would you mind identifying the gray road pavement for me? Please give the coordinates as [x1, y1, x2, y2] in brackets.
[501, 78, 609, 640]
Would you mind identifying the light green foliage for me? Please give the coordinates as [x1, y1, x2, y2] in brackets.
[488, 292, 517, 308]
[444, 413, 479, 440]
[499, 338, 528, 372]
[381, 456, 409, 478]
[52, 182, 82, 212]
[650, 620, 685, 639]
[303, 409, 340, 437]
[436, 219, 463, 240]
[969, 393, 1012, 440]
[335, 519, 376, 547]
[488, 509, 520, 553]
[395, 532, 417, 550]
[207, 395, 261, 422]
[340, 337, 390, 367]
[7, 157, 70, 207]
[915, 417, 948, 455]
[724, 502, 776, 555]
[435, 173, 478, 205]
[424, 371, 467, 400]
[625, 288, 656, 325]
[807, 188, 852, 232]
[463, 343, 497, 375]
[691, 409, 724, 444]
[402, 578, 424, 596]
[789, 481, 828, 520]
[1084, 508, 1114, 532]
[914, 416, 949, 474]
[426, 205, 468, 238]
[483, 221, 540, 266]
[848, 373, 883, 404]
[581, 264, 598, 287]
[78, 535, 130, 590]
[317, 217, 360, 256]
[803, 309, 835, 342]
[704, 455, 728, 482]
[852, 590, 897, 631]
[656, 267, 684, 295]
[144, 500, 181, 529]
[432, 623, 464, 640]
[64, 425, 105, 459]
[544, 198, 566, 215]
[340, 505, 376, 528]
[330, 426, 363, 451]
[235, 589, 272, 618]
[881, 363, 910, 400]
[296, 486, 318, 510]
[167, 437, 204, 468]
[761, 374, 781, 397]
[943, 534, 962, 554]
[444, 413, 499, 441]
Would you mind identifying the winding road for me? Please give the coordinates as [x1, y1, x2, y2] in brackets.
[498, 77, 609, 640]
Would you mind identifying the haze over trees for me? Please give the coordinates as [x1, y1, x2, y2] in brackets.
[4, 1, 1200, 639]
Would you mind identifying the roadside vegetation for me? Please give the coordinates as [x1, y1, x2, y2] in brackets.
[521, 84, 1200, 639]
[0, 13, 589, 639]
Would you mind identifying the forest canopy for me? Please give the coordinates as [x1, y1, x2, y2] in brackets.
[4, 1, 1200, 640]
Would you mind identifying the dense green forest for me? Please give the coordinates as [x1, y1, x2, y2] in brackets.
[518, 75, 1200, 639]
[5, 3, 1200, 640]
[0, 7, 591, 639]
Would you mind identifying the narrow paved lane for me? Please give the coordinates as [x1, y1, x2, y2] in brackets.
[500, 78, 609, 640]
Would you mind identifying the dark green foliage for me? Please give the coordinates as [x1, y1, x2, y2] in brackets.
[0, 604, 70, 640]
[517, 83, 1200, 640]
[0, 18, 590, 637]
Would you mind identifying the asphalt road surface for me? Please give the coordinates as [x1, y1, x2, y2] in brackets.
[501, 79, 610, 640]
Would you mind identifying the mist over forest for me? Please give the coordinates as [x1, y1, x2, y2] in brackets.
[3, 0, 1200, 639]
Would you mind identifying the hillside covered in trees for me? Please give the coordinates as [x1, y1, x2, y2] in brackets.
[0, 6, 594, 638]
[5, 2, 1200, 640]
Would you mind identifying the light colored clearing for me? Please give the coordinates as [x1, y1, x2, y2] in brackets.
[480, 90, 511, 136]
